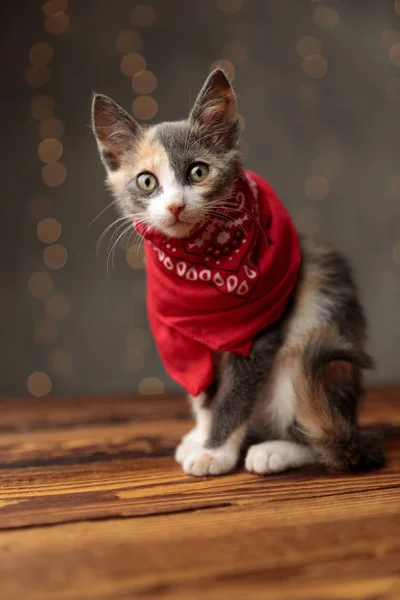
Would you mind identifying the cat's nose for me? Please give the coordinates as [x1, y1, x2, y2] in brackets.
[167, 203, 185, 218]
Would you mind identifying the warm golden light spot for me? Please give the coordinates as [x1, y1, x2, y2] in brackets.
[120, 52, 146, 77]
[210, 59, 235, 82]
[27, 372, 52, 397]
[126, 244, 145, 269]
[37, 218, 62, 244]
[45, 12, 70, 35]
[302, 54, 328, 78]
[388, 175, 400, 199]
[45, 294, 70, 320]
[116, 29, 142, 53]
[313, 5, 339, 28]
[221, 42, 247, 65]
[31, 95, 55, 120]
[132, 278, 147, 302]
[304, 176, 330, 201]
[132, 70, 157, 94]
[25, 66, 51, 88]
[393, 241, 400, 266]
[38, 138, 63, 163]
[43, 244, 68, 270]
[381, 29, 400, 49]
[28, 195, 53, 220]
[127, 328, 152, 353]
[311, 157, 336, 180]
[42, 0, 68, 16]
[39, 117, 65, 139]
[216, 0, 244, 14]
[389, 44, 400, 68]
[296, 83, 322, 109]
[132, 96, 158, 120]
[395, 0, 400, 16]
[296, 206, 320, 236]
[48, 348, 72, 374]
[139, 377, 164, 395]
[28, 272, 54, 298]
[296, 36, 322, 58]
[119, 348, 145, 373]
[130, 4, 156, 27]
[34, 318, 58, 344]
[385, 78, 400, 102]
[29, 42, 54, 66]
[42, 162, 67, 187]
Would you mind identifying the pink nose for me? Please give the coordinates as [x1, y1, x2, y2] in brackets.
[167, 203, 185, 218]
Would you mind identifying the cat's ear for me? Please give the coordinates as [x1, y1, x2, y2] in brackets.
[92, 94, 141, 171]
[189, 69, 238, 136]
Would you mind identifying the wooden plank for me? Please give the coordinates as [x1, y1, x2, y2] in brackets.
[0, 391, 399, 529]
[0, 487, 399, 599]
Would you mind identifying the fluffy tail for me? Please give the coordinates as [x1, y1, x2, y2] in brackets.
[295, 332, 385, 472]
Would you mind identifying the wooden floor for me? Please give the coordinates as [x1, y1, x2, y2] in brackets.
[0, 389, 399, 599]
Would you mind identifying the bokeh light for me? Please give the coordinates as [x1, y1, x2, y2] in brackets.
[388, 175, 400, 199]
[43, 244, 68, 269]
[389, 44, 400, 68]
[25, 66, 51, 88]
[130, 4, 156, 28]
[45, 294, 70, 320]
[28, 272, 53, 298]
[302, 54, 328, 78]
[132, 96, 158, 120]
[37, 218, 62, 244]
[27, 371, 52, 397]
[304, 176, 330, 201]
[381, 29, 400, 49]
[42, 162, 67, 186]
[296, 36, 322, 58]
[42, 0, 68, 16]
[139, 377, 164, 395]
[119, 348, 145, 373]
[39, 117, 65, 139]
[29, 42, 54, 66]
[38, 138, 63, 163]
[313, 6, 339, 28]
[120, 52, 146, 77]
[310, 157, 336, 180]
[132, 70, 157, 94]
[45, 13, 70, 35]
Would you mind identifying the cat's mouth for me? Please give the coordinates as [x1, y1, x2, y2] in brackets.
[161, 214, 201, 239]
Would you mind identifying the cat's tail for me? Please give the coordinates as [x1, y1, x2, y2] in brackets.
[295, 330, 385, 472]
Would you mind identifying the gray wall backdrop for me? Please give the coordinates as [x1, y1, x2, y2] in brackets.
[1, 0, 400, 398]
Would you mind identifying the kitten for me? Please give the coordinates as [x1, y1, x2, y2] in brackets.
[92, 69, 384, 477]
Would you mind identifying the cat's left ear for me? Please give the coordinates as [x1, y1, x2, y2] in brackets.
[189, 70, 238, 143]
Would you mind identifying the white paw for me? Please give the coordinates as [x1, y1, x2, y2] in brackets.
[183, 447, 237, 477]
[245, 440, 315, 475]
[175, 436, 201, 466]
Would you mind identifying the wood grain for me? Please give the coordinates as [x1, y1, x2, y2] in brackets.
[0, 387, 399, 599]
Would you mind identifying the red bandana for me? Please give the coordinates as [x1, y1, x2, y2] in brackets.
[135, 170, 301, 396]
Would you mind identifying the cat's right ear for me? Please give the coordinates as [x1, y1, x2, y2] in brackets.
[92, 94, 141, 171]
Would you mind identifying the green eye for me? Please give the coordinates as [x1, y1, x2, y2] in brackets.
[188, 163, 209, 183]
[137, 172, 158, 191]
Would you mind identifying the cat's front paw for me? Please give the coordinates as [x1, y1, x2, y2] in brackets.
[245, 440, 316, 475]
[175, 437, 201, 466]
[182, 447, 237, 477]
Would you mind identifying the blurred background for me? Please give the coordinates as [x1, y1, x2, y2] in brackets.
[1, 0, 400, 399]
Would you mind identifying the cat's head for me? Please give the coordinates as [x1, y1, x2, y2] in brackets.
[92, 69, 241, 238]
